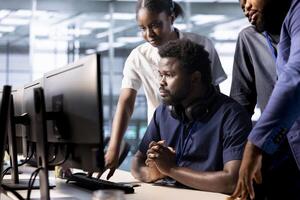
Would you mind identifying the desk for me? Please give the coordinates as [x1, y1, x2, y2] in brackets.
[1, 167, 229, 200]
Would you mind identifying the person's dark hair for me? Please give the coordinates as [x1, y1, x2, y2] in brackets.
[158, 39, 212, 85]
[136, 0, 184, 19]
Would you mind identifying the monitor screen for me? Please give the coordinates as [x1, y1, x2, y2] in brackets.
[43, 53, 105, 171]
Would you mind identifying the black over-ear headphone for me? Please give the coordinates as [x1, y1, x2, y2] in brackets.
[169, 87, 219, 122]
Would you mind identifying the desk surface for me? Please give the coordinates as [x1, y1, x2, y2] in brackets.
[1, 167, 229, 200]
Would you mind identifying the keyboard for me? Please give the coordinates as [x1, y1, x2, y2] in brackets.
[66, 173, 135, 194]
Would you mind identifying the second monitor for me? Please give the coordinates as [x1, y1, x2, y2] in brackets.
[43, 53, 105, 172]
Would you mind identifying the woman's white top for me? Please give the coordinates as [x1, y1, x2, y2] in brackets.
[121, 30, 227, 123]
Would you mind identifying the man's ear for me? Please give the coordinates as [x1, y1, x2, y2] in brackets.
[191, 71, 202, 84]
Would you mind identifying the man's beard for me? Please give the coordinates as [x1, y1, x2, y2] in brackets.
[161, 88, 189, 106]
[162, 93, 184, 106]
[262, 13, 282, 34]
[254, 15, 265, 33]
[256, 1, 291, 34]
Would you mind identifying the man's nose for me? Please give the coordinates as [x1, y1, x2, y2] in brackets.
[159, 76, 166, 86]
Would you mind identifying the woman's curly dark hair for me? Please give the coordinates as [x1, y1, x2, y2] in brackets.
[158, 39, 212, 85]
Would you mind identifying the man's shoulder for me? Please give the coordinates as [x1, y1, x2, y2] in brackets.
[155, 104, 170, 116]
[215, 94, 252, 128]
[151, 104, 180, 129]
[238, 26, 263, 41]
[217, 93, 249, 114]
[240, 25, 257, 33]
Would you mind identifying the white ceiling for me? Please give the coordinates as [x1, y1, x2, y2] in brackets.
[0, 0, 247, 53]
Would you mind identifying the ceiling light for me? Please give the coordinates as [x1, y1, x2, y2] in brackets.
[13, 9, 32, 17]
[191, 14, 226, 25]
[1, 18, 30, 25]
[83, 21, 110, 29]
[104, 13, 135, 20]
[0, 26, 15, 32]
[32, 25, 50, 36]
[35, 10, 55, 19]
[86, 49, 97, 54]
[117, 36, 143, 43]
[97, 42, 125, 51]
[95, 23, 136, 39]
[96, 31, 107, 38]
[67, 29, 91, 36]
[34, 39, 69, 50]
[0, 10, 11, 19]
[50, 35, 74, 41]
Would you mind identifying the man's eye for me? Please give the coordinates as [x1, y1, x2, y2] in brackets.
[139, 27, 146, 31]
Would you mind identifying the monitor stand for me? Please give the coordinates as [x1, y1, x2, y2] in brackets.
[2, 96, 55, 190]
[0, 86, 11, 185]
[2, 96, 29, 190]
[33, 87, 50, 200]
[4, 95, 20, 188]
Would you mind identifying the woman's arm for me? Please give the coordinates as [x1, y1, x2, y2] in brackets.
[105, 88, 137, 179]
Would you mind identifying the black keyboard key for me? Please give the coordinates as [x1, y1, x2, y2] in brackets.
[66, 173, 134, 194]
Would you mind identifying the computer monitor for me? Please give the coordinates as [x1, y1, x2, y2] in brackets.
[23, 78, 43, 146]
[11, 88, 27, 155]
[43, 53, 105, 172]
[1, 87, 32, 190]
[0, 85, 12, 186]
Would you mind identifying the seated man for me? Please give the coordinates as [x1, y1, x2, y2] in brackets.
[131, 39, 252, 194]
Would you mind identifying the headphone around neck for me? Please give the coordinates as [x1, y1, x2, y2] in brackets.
[169, 87, 219, 122]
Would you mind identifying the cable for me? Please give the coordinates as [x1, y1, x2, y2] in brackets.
[26, 167, 42, 200]
[1, 184, 25, 200]
[48, 144, 59, 164]
[2, 143, 34, 177]
[49, 144, 70, 166]
[2, 149, 34, 178]
[18, 150, 34, 167]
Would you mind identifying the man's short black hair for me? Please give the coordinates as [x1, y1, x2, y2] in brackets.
[158, 39, 212, 85]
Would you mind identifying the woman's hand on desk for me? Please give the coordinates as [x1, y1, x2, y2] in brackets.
[103, 148, 120, 180]
[95, 147, 119, 180]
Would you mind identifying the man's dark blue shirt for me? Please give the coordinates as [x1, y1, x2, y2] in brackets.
[139, 93, 252, 172]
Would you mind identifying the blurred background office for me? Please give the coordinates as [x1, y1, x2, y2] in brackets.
[0, 0, 251, 168]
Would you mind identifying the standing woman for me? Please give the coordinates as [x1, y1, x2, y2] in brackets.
[104, 0, 227, 179]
